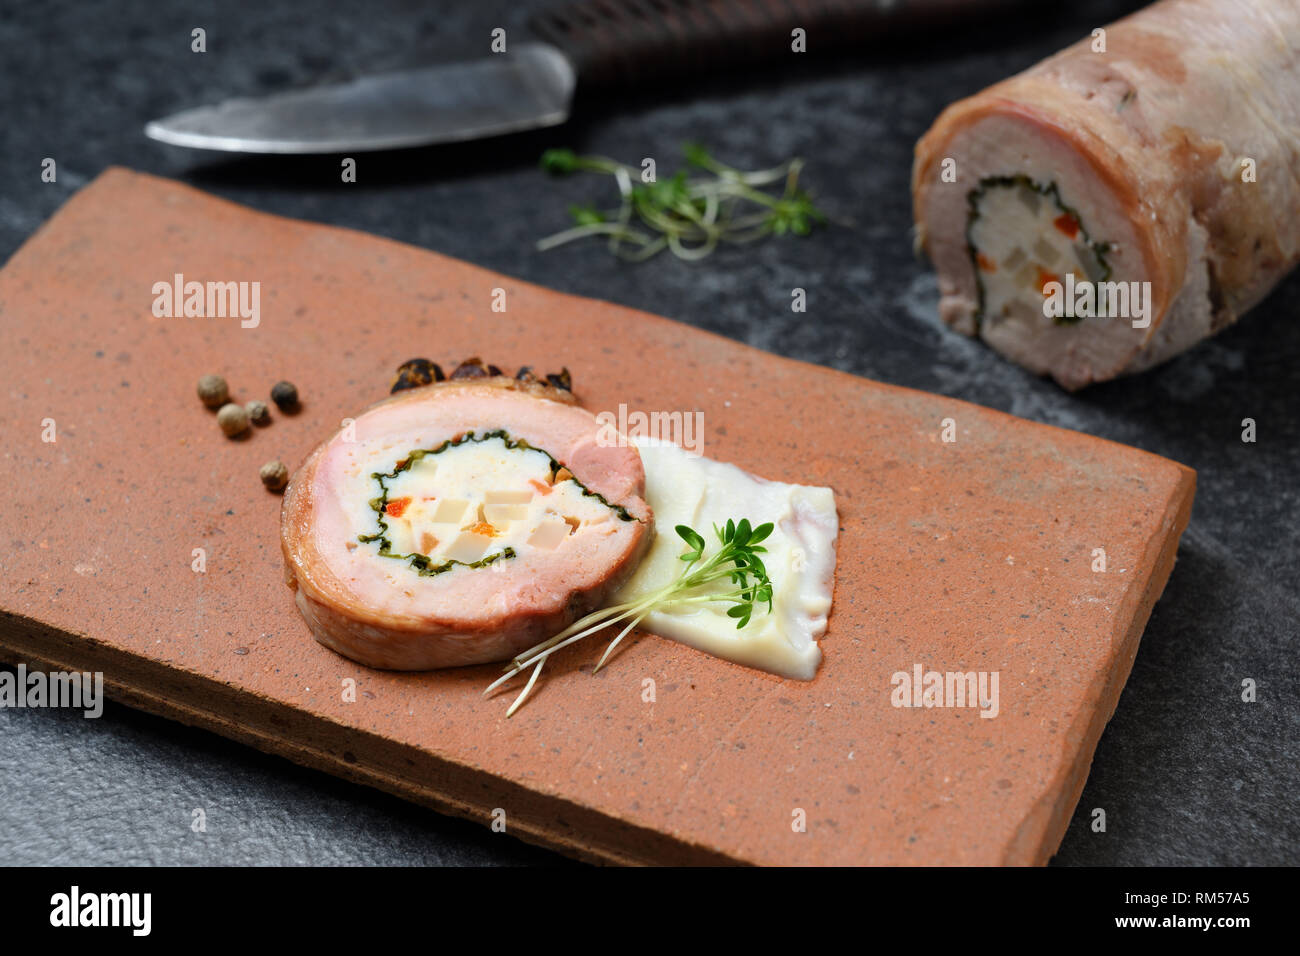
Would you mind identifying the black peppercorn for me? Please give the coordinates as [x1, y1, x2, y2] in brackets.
[270, 381, 299, 411]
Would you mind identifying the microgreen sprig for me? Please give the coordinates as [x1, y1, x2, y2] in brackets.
[484, 518, 775, 716]
[537, 144, 827, 262]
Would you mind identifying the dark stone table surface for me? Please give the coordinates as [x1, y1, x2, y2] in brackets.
[1, 0, 1295, 865]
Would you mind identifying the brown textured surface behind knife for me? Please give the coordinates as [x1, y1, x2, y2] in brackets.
[529, 0, 1021, 86]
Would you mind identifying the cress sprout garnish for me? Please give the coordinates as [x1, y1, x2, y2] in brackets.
[485, 519, 775, 717]
[536, 144, 827, 262]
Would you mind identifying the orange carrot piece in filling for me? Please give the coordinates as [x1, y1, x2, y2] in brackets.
[1053, 213, 1080, 239]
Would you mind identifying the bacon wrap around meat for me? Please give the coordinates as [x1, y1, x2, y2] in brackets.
[913, 0, 1300, 389]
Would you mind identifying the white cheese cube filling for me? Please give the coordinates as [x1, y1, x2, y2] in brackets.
[614, 438, 838, 681]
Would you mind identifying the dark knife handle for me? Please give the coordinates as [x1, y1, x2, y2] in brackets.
[528, 0, 999, 87]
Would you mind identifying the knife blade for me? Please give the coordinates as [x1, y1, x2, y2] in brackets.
[145, 0, 1021, 154]
[145, 44, 576, 154]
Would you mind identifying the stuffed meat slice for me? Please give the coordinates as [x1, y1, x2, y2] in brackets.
[281, 379, 653, 669]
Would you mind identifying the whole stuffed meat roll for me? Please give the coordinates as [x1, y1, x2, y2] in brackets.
[912, 0, 1300, 389]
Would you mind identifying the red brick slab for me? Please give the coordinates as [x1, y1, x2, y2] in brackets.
[0, 169, 1194, 865]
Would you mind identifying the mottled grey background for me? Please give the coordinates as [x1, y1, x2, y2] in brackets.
[0, 0, 1295, 865]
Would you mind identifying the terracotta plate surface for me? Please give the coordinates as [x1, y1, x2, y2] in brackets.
[0, 169, 1195, 865]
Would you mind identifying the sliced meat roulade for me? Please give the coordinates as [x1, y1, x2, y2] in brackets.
[912, 0, 1300, 389]
[281, 378, 653, 670]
